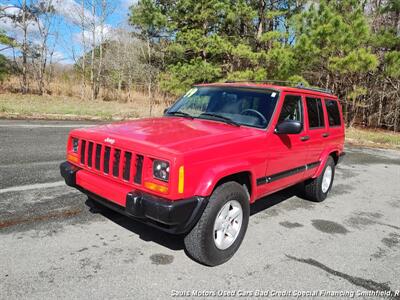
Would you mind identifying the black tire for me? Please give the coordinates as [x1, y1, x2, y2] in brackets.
[303, 156, 335, 202]
[184, 182, 250, 266]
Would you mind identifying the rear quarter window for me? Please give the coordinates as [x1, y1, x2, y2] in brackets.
[325, 99, 341, 126]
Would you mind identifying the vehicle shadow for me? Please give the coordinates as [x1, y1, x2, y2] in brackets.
[250, 184, 304, 216]
[85, 198, 185, 251]
[85, 184, 305, 252]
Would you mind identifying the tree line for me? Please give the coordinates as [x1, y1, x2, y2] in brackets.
[130, 0, 400, 131]
[0, 0, 399, 131]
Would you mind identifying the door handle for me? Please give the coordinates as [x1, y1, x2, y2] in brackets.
[300, 135, 310, 141]
[322, 133, 329, 138]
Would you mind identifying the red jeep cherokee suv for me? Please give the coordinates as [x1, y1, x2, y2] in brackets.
[61, 82, 345, 266]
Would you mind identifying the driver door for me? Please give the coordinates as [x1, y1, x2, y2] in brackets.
[262, 93, 309, 196]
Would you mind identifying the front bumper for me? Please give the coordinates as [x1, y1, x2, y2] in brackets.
[60, 161, 208, 234]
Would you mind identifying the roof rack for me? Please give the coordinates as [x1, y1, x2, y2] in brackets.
[224, 80, 333, 95]
[225, 80, 293, 85]
[295, 82, 333, 94]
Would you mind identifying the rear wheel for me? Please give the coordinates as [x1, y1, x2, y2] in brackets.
[184, 182, 249, 266]
[303, 156, 335, 202]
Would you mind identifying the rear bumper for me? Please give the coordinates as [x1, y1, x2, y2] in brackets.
[60, 161, 208, 234]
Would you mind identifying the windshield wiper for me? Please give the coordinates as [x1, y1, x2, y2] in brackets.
[166, 111, 194, 119]
[199, 113, 240, 127]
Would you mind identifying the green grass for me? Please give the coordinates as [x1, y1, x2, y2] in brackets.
[346, 127, 400, 149]
[0, 93, 165, 120]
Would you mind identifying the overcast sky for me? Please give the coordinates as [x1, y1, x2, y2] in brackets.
[0, 0, 137, 64]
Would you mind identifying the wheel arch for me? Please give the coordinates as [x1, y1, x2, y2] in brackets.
[329, 151, 339, 165]
[213, 171, 253, 201]
[313, 148, 340, 178]
[193, 167, 256, 202]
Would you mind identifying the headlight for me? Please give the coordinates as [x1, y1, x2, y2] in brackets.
[72, 138, 79, 153]
[153, 160, 169, 182]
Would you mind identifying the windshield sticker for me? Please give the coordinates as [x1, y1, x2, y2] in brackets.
[184, 88, 198, 98]
[271, 92, 277, 98]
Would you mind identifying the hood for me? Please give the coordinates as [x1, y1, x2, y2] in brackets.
[74, 117, 259, 154]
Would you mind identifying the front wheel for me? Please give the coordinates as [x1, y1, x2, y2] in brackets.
[184, 182, 250, 266]
[303, 156, 335, 202]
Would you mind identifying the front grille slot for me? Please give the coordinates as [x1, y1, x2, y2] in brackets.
[103, 146, 111, 174]
[87, 142, 94, 167]
[79, 140, 143, 185]
[134, 155, 144, 184]
[80, 140, 86, 164]
[123, 152, 132, 181]
[113, 149, 121, 177]
[95, 144, 102, 170]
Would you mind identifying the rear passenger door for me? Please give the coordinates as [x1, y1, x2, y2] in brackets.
[304, 96, 327, 169]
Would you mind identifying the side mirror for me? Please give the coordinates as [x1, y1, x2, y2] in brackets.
[163, 107, 170, 114]
[275, 120, 302, 134]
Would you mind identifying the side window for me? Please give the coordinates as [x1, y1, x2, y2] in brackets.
[278, 95, 302, 123]
[306, 97, 325, 128]
[325, 99, 341, 126]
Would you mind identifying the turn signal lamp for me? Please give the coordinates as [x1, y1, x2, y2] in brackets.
[178, 166, 184, 194]
[144, 181, 169, 194]
[67, 153, 79, 163]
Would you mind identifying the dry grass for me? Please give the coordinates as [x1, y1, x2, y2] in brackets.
[346, 127, 400, 150]
[0, 92, 167, 120]
[1, 75, 172, 104]
[1, 90, 399, 150]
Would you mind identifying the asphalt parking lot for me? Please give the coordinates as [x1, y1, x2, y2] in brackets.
[0, 119, 399, 299]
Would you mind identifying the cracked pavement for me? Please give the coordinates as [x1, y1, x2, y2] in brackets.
[0, 120, 399, 299]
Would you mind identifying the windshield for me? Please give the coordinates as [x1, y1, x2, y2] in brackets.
[166, 86, 279, 128]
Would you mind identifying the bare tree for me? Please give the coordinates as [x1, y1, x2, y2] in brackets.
[0, 0, 56, 94]
[21, 0, 28, 93]
[62, 0, 104, 100]
[90, 0, 96, 100]
[80, 0, 87, 100]
[31, 0, 57, 95]
[84, 0, 115, 100]
[1, 0, 33, 93]
[102, 28, 160, 114]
